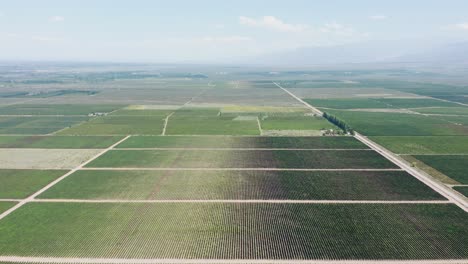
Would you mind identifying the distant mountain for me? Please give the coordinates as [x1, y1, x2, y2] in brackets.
[393, 42, 468, 64]
[248, 40, 468, 66]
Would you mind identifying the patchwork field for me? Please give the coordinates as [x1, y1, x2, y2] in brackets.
[166, 108, 260, 135]
[0, 116, 88, 135]
[0, 136, 123, 148]
[0, 202, 15, 214]
[412, 107, 468, 115]
[413, 155, 468, 184]
[259, 115, 334, 131]
[39, 170, 443, 200]
[324, 110, 468, 136]
[59, 115, 167, 135]
[0, 203, 466, 259]
[371, 136, 468, 154]
[0, 149, 101, 169]
[86, 149, 397, 169]
[0, 69, 467, 263]
[0, 104, 123, 115]
[117, 136, 367, 149]
[0, 169, 66, 198]
[305, 98, 392, 109]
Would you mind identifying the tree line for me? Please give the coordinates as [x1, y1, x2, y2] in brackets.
[323, 112, 355, 135]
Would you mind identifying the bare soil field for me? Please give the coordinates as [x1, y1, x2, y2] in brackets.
[0, 149, 102, 169]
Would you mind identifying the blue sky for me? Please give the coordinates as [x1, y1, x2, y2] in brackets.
[1, 0, 468, 62]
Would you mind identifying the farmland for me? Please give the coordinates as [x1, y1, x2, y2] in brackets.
[0, 203, 466, 259]
[0, 66, 467, 263]
[0, 202, 15, 214]
[0, 170, 66, 198]
[86, 149, 397, 169]
[370, 136, 468, 154]
[323, 110, 468, 136]
[40, 170, 442, 200]
[117, 135, 367, 149]
[413, 155, 468, 184]
[0, 149, 101, 169]
[454, 187, 468, 197]
[0, 116, 89, 135]
[0, 104, 123, 115]
[59, 115, 168, 135]
[0, 135, 123, 148]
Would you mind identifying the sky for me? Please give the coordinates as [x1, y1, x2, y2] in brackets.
[1, 0, 468, 63]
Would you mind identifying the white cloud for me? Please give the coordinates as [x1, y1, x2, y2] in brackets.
[214, 24, 225, 29]
[453, 23, 468, 30]
[319, 22, 355, 36]
[199, 35, 252, 44]
[49, 16, 65, 22]
[369, 15, 387, 20]
[239, 16, 307, 33]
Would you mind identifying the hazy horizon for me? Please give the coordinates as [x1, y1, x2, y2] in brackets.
[2, 0, 468, 64]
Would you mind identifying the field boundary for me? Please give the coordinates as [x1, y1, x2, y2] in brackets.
[80, 168, 404, 171]
[0, 135, 131, 221]
[161, 112, 175, 136]
[273, 81, 468, 212]
[31, 199, 451, 204]
[0, 256, 466, 264]
[114, 148, 372, 151]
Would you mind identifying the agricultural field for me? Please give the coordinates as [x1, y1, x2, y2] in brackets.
[413, 155, 468, 184]
[259, 115, 334, 131]
[0, 203, 466, 259]
[0, 170, 66, 198]
[375, 98, 459, 108]
[370, 136, 468, 154]
[0, 135, 123, 148]
[412, 107, 468, 115]
[0, 66, 467, 263]
[166, 108, 260, 135]
[323, 110, 468, 136]
[0, 104, 123, 115]
[86, 149, 397, 169]
[59, 115, 168, 135]
[0, 116, 89, 134]
[40, 170, 443, 200]
[0, 202, 15, 214]
[454, 187, 468, 198]
[0, 149, 101, 169]
[117, 135, 367, 149]
[305, 98, 392, 109]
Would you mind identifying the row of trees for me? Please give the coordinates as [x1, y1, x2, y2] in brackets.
[323, 112, 355, 135]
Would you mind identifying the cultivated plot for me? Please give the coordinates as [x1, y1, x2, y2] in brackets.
[0, 203, 466, 259]
[0, 104, 123, 115]
[259, 115, 334, 131]
[39, 170, 444, 201]
[0, 149, 101, 169]
[453, 187, 468, 198]
[0, 169, 66, 199]
[166, 108, 260, 135]
[371, 136, 468, 154]
[305, 98, 392, 109]
[59, 115, 167, 135]
[324, 110, 468, 136]
[0, 116, 89, 135]
[413, 107, 468, 116]
[117, 136, 367, 149]
[86, 149, 397, 169]
[189, 87, 301, 107]
[0, 136, 123, 148]
[413, 155, 468, 184]
[0, 202, 15, 214]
